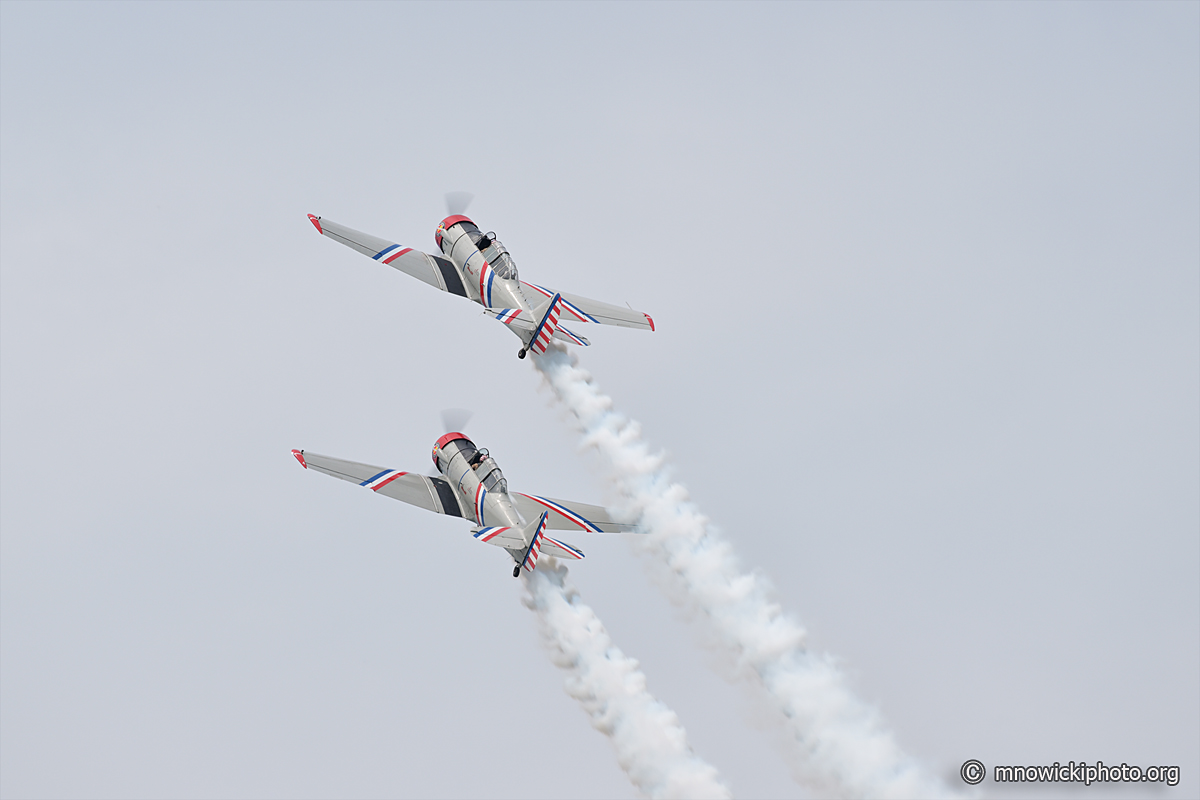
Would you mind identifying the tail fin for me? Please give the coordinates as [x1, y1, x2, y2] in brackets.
[529, 293, 565, 354]
[520, 512, 550, 572]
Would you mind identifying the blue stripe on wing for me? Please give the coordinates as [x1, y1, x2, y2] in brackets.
[360, 469, 392, 486]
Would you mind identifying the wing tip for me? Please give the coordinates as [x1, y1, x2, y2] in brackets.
[644, 313, 655, 331]
[307, 214, 323, 234]
[291, 449, 307, 468]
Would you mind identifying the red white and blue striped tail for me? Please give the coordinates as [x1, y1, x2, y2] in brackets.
[521, 512, 550, 572]
[529, 294, 565, 355]
[485, 305, 590, 348]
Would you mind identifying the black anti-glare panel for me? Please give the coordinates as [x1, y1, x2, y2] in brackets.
[433, 257, 468, 297]
[429, 476, 464, 518]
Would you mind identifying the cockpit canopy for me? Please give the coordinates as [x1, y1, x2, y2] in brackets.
[431, 433, 509, 494]
[470, 230, 518, 281]
[477, 460, 508, 493]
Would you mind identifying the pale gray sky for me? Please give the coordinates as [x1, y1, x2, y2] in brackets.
[2, 2, 1197, 798]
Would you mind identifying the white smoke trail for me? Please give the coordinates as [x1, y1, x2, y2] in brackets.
[522, 560, 732, 800]
[533, 346, 954, 800]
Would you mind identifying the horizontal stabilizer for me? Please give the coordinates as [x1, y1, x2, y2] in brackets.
[541, 535, 585, 560]
[484, 308, 589, 346]
[470, 524, 585, 561]
[554, 324, 590, 347]
[471, 526, 526, 549]
[487, 307, 535, 330]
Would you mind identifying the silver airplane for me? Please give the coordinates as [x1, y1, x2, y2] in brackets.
[307, 213, 655, 358]
[292, 433, 637, 577]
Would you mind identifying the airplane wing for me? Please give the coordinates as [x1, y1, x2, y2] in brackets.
[521, 281, 655, 331]
[292, 449, 473, 521]
[308, 215, 472, 299]
[511, 492, 638, 533]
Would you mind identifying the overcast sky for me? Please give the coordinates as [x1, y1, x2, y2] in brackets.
[2, 2, 1197, 798]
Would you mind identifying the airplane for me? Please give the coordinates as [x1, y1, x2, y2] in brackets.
[306, 211, 655, 358]
[291, 432, 638, 577]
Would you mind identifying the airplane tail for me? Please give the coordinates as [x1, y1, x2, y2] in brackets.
[528, 293, 565, 354]
[471, 510, 584, 572]
[485, 296, 590, 351]
[520, 512, 550, 572]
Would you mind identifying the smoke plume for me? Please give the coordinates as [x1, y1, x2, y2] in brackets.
[522, 560, 732, 799]
[532, 346, 953, 800]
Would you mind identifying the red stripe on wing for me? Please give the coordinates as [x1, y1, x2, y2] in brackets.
[371, 471, 408, 491]
[382, 248, 413, 264]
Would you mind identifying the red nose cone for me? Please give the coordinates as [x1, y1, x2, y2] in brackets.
[440, 214, 474, 231]
[432, 432, 472, 465]
[435, 432, 471, 449]
[307, 214, 323, 234]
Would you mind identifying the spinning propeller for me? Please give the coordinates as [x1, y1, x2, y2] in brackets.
[444, 192, 474, 217]
[440, 407, 473, 435]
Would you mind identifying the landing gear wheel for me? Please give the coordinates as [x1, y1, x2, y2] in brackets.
[517, 348, 527, 360]
[512, 565, 522, 578]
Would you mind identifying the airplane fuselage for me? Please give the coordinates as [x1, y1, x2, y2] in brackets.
[438, 216, 527, 309]
[433, 432, 525, 531]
